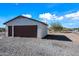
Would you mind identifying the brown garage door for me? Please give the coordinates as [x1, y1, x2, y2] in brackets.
[8, 26, 12, 36]
[14, 26, 37, 37]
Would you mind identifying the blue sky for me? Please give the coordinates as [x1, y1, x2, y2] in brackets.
[0, 3, 79, 28]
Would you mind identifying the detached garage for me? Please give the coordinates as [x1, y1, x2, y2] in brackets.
[4, 15, 48, 38]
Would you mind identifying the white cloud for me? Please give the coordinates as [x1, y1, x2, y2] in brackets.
[39, 13, 53, 20]
[39, 13, 63, 21]
[39, 11, 79, 23]
[65, 11, 79, 20]
[39, 13, 64, 24]
[58, 16, 64, 20]
[22, 14, 32, 18]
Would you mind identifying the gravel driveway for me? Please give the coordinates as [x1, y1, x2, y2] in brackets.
[0, 32, 79, 56]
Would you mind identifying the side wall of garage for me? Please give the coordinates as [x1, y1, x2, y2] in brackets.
[38, 24, 48, 38]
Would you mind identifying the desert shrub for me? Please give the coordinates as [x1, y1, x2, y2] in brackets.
[50, 22, 63, 32]
[0, 28, 5, 32]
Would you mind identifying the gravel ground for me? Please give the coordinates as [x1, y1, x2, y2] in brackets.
[0, 32, 79, 56]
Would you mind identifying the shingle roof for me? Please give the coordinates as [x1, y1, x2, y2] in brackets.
[4, 15, 48, 26]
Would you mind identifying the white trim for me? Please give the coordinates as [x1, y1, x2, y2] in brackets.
[12, 26, 14, 37]
[6, 26, 8, 37]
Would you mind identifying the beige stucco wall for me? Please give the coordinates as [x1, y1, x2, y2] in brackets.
[38, 24, 48, 38]
[6, 17, 47, 38]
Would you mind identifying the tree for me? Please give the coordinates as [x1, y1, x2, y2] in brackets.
[0, 28, 5, 32]
[50, 22, 63, 32]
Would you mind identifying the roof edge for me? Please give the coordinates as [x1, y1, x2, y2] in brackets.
[4, 15, 48, 26]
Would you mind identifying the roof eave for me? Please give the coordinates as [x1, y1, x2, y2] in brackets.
[3, 15, 48, 26]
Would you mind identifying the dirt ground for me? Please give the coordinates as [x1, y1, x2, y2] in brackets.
[48, 32, 79, 43]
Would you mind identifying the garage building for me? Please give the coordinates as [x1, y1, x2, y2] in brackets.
[4, 15, 48, 38]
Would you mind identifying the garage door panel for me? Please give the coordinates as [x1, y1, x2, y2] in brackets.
[14, 26, 37, 37]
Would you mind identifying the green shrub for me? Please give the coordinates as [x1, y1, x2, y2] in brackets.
[50, 22, 63, 32]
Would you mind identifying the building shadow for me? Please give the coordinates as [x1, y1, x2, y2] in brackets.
[42, 34, 72, 42]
